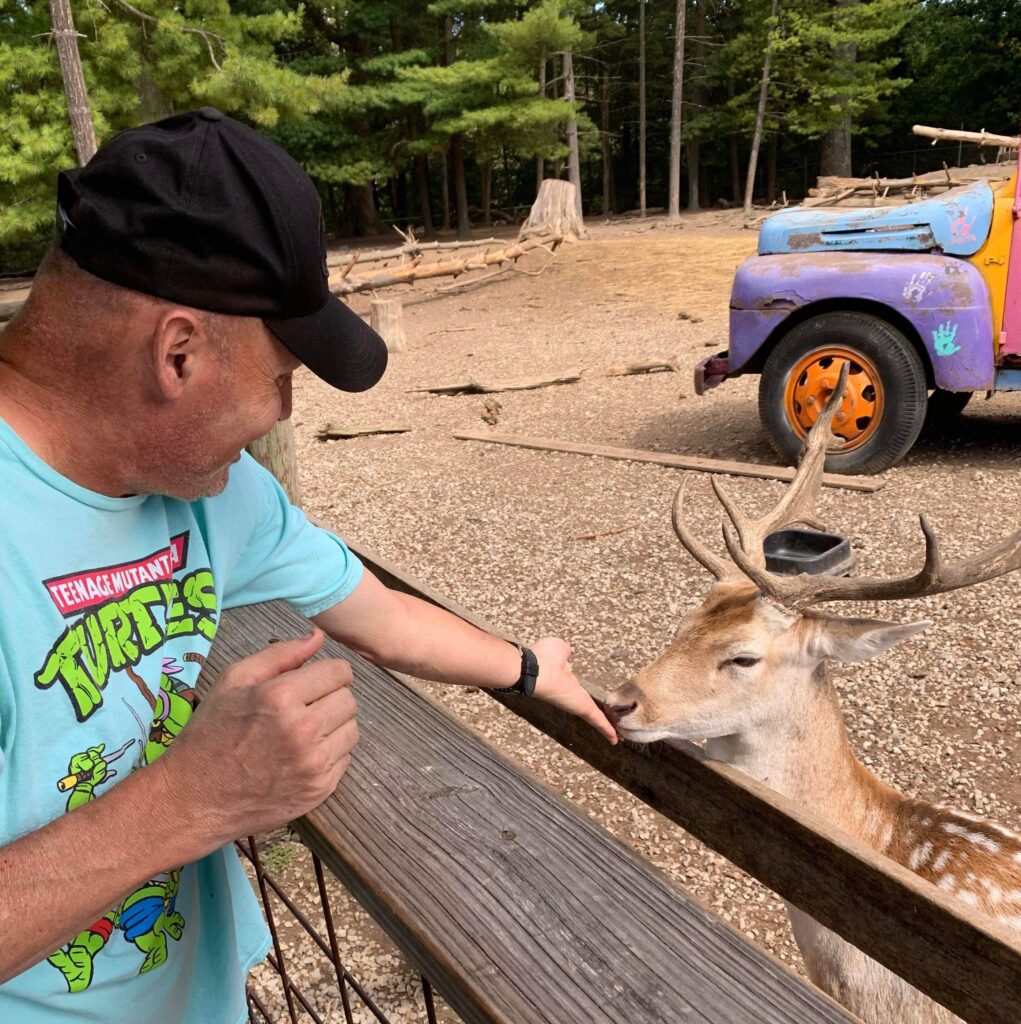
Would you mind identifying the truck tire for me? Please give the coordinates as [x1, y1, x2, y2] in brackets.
[758, 312, 928, 475]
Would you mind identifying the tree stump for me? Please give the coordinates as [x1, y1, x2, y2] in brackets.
[246, 420, 301, 507]
[519, 180, 586, 241]
[371, 297, 408, 353]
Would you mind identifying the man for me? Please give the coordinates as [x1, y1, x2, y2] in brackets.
[0, 108, 616, 1023]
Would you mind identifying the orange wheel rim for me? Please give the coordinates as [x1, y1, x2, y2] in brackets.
[783, 347, 885, 451]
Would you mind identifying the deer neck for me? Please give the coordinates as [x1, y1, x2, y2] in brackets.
[705, 666, 901, 852]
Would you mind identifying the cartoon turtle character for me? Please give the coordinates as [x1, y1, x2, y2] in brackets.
[47, 871, 185, 990]
[48, 653, 203, 991]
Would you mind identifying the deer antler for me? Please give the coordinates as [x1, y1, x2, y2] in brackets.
[714, 362, 848, 571]
[669, 363, 847, 582]
[672, 481, 743, 581]
[712, 361, 1021, 608]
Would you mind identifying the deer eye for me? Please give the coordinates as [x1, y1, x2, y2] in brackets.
[723, 656, 761, 670]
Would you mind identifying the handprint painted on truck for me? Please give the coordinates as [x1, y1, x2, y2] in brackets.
[933, 321, 961, 357]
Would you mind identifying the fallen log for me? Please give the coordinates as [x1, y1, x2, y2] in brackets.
[326, 234, 506, 270]
[453, 432, 885, 493]
[333, 234, 561, 296]
[913, 124, 1019, 149]
[315, 423, 411, 441]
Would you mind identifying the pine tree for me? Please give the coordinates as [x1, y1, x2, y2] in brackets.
[0, 0, 346, 270]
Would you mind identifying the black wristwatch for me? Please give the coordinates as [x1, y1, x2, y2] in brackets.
[492, 642, 539, 697]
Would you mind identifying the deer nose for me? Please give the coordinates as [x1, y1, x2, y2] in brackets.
[603, 701, 638, 726]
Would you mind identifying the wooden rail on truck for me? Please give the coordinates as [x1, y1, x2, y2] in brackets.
[203, 600, 856, 1024]
[345, 537, 1021, 1024]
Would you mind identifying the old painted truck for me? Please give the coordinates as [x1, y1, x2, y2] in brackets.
[696, 161, 1021, 474]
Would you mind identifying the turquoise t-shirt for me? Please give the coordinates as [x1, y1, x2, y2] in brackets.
[0, 417, 364, 1024]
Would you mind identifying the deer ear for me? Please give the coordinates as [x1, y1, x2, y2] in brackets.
[805, 617, 933, 663]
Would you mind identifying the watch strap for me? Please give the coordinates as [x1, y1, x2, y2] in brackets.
[492, 642, 539, 696]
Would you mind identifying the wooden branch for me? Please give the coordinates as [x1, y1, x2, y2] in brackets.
[600, 359, 679, 377]
[315, 423, 411, 440]
[410, 372, 582, 396]
[453, 432, 884, 493]
[342, 539, 1021, 1024]
[107, 0, 225, 69]
[913, 124, 1019, 149]
[572, 524, 638, 540]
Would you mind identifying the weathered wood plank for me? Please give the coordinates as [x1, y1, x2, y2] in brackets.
[343, 537, 1021, 1024]
[203, 601, 857, 1024]
[453, 431, 885, 492]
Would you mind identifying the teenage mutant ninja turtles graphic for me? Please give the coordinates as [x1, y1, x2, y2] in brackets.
[47, 655, 200, 992]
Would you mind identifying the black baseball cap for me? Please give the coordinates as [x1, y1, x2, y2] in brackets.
[56, 107, 387, 393]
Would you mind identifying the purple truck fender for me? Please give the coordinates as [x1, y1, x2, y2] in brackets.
[728, 252, 995, 392]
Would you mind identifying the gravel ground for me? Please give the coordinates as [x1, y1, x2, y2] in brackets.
[248, 211, 1021, 1022]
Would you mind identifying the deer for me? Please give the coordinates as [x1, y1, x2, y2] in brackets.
[604, 365, 1021, 1024]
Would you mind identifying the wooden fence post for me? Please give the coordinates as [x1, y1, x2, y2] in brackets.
[247, 421, 302, 507]
[371, 297, 408, 353]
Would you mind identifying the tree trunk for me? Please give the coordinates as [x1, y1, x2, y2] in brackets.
[48, 0, 97, 163]
[326, 184, 340, 234]
[601, 64, 614, 215]
[562, 51, 584, 223]
[414, 154, 433, 234]
[371, 297, 408, 353]
[686, 0, 705, 213]
[638, 0, 647, 217]
[730, 136, 741, 205]
[743, 0, 779, 218]
[552, 55, 563, 179]
[686, 141, 700, 212]
[440, 152, 451, 231]
[350, 182, 384, 236]
[481, 159, 493, 227]
[820, 117, 853, 178]
[766, 131, 778, 204]
[450, 134, 471, 238]
[820, 0, 858, 178]
[519, 179, 585, 241]
[667, 0, 687, 221]
[536, 52, 547, 193]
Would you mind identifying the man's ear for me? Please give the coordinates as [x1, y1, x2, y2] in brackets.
[150, 309, 209, 400]
[801, 615, 933, 664]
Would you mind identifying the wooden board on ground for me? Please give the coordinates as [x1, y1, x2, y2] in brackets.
[341, 538, 1021, 1024]
[204, 600, 857, 1024]
[453, 431, 885, 493]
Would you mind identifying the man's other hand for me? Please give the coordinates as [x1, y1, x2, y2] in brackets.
[158, 629, 358, 848]
[530, 637, 618, 745]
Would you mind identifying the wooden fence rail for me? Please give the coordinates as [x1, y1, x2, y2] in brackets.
[206, 601, 856, 1024]
[343, 536, 1021, 1024]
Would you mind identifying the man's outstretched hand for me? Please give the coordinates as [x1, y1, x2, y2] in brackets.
[529, 637, 618, 744]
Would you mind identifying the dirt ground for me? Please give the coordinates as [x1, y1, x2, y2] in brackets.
[245, 210, 1021, 1022]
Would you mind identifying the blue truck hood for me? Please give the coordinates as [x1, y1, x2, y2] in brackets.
[757, 180, 993, 257]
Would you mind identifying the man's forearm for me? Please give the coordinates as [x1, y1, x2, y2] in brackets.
[0, 757, 216, 984]
[313, 573, 520, 688]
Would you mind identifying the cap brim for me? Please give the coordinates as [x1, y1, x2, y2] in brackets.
[265, 295, 387, 393]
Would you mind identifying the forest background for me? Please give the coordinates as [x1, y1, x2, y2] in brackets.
[2, 0, 1019, 272]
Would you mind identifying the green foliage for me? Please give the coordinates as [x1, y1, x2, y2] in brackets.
[6, 0, 1021, 262]
[0, 0, 346, 269]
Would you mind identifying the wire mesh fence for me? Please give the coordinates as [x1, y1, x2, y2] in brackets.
[237, 836, 450, 1024]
